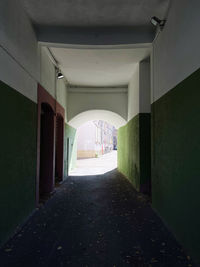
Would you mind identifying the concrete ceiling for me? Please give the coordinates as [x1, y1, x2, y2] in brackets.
[20, 0, 170, 45]
[21, 0, 169, 27]
[20, 0, 167, 85]
[50, 46, 151, 86]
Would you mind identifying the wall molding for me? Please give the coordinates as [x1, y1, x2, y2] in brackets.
[68, 87, 128, 94]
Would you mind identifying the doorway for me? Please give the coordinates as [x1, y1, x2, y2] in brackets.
[55, 114, 64, 183]
[39, 103, 55, 200]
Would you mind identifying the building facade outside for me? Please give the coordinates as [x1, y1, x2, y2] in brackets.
[77, 120, 117, 159]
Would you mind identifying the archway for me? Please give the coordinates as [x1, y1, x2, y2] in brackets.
[68, 110, 126, 130]
[68, 110, 126, 175]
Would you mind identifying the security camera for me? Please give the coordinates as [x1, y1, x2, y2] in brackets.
[151, 16, 166, 30]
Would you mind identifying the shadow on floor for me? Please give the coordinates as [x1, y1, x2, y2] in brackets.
[0, 170, 197, 267]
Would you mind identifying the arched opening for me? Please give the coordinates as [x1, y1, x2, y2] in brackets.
[69, 110, 126, 129]
[39, 103, 55, 200]
[68, 110, 126, 176]
[55, 113, 64, 183]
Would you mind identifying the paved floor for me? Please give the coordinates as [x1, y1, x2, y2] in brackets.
[70, 151, 117, 176]
[0, 170, 196, 267]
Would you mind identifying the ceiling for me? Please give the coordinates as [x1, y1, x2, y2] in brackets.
[21, 0, 170, 28]
[20, 0, 169, 86]
[50, 46, 151, 86]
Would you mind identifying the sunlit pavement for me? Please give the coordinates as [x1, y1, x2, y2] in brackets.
[69, 150, 117, 176]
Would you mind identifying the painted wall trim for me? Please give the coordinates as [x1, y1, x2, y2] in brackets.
[68, 87, 128, 94]
[36, 84, 65, 205]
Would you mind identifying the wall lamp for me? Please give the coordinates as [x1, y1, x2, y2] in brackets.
[57, 72, 64, 79]
[151, 16, 166, 30]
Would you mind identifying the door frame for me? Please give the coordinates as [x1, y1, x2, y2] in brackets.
[36, 84, 65, 205]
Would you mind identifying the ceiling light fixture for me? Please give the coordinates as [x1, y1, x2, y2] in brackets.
[151, 16, 166, 30]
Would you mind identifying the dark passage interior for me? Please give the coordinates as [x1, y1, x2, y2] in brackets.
[0, 170, 195, 267]
[55, 114, 64, 183]
[39, 103, 55, 200]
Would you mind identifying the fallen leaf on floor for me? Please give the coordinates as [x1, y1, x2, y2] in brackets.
[5, 248, 12, 252]
[177, 255, 184, 259]
[151, 258, 158, 263]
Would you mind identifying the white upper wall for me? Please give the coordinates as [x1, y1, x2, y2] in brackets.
[152, 0, 200, 103]
[139, 59, 151, 113]
[128, 65, 139, 120]
[67, 87, 128, 121]
[0, 47, 38, 102]
[0, 0, 39, 102]
[40, 46, 56, 98]
[57, 78, 68, 121]
[0, 0, 40, 80]
[0, 0, 68, 114]
[40, 47, 68, 118]
[128, 59, 150, 121]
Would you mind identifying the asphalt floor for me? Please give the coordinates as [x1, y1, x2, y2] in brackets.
[0, 169, 196, 267]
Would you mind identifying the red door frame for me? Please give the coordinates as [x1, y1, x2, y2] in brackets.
[36, 84, 65, 205]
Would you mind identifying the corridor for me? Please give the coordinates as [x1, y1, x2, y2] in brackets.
[0, 170, 194, 267]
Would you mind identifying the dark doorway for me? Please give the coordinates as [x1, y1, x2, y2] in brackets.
[55, 114, 64, 183]
[39, 103, 55, 200]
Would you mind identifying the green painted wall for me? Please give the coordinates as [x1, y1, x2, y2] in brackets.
[118, 115, 140, 190]
[139, 114, 151, 193]
[152, 68, 200, 264]
[63, 124, 77, 177]
[118, 113, 151, 192]
[0, 81, 37, 245]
